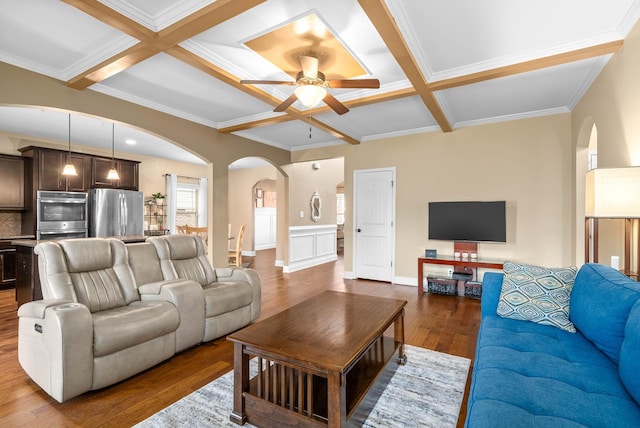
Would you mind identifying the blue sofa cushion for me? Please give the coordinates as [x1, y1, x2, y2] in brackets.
[570, 263, 640, 363]
[497, 261, 577, 332]
[468, 316, 640, 427]
[619, 300, 640, 403]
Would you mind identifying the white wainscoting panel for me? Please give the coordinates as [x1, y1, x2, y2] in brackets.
[285, 224, 338, 273]
[255, 207, 276, 250]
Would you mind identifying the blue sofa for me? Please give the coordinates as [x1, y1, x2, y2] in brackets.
[466, 263, 640, 427]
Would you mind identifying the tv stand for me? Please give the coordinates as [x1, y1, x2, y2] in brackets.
[417, 242, 504, 296]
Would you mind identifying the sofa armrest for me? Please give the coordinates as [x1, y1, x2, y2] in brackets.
[214, 267, 260, 286]
[139, 279, 205, 351]
[481, 272, 504, 318]
[214, 267, 262, 321]
[18, 300, 93, 403]
[18, 299, 73, 319]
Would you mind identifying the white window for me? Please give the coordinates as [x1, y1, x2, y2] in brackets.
[175, 184, 199, 227]
[177, 187, 197, 211]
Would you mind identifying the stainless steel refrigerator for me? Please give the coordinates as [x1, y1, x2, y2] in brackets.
[90, 189, 144, 237]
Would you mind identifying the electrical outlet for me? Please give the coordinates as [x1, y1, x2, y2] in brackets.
[447, 268, 453, 276]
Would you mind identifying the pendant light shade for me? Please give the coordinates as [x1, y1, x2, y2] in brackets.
[107, 123, 120, 181]
[62, 114, 77, 176]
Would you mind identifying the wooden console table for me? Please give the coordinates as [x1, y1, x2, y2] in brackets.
[418, 255, 504, 295]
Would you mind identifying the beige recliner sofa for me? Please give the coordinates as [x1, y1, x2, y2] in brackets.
[17, 235, 261, 403]
[147, 234, 261, 342]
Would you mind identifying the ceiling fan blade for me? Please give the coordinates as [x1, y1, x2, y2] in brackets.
[300, 55, 318, 79]
[273, 92, 299, 112]
[326, 79, 380, 89]
[323, 93, 349, 115]
[240, 79, 296, 85]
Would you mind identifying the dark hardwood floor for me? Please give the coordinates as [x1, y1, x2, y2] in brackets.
[0, 249, 480, 427]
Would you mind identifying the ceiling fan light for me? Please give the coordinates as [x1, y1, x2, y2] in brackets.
[107, 168, 120, 180]
[295, 85, 327, 108]
[62, 162, 77, 176]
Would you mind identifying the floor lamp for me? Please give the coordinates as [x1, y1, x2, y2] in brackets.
[585, 167, 640, 278]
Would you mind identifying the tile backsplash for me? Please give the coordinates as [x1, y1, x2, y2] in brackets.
[0, 212, 21, 237]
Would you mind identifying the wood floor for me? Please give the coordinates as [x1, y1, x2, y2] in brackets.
[0, 249, 480, 427]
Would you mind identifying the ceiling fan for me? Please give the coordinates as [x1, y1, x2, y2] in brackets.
[240, 55, 380, 115]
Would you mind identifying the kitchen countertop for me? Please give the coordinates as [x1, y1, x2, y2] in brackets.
[12, 235, 147, 247]
[0, 235, 35, 241]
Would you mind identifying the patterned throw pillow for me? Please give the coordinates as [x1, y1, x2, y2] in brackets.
[497, 261, 578, 333]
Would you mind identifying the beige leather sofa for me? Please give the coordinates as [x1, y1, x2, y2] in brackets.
[17, 235, 261, 403]
[147, 235, 261, 342]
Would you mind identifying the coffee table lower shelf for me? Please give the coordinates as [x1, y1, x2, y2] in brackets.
[232, 335, 404, 427]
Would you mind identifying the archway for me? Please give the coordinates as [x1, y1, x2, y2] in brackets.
[575, 118, 596, 265]
[228, 157, 287, 267]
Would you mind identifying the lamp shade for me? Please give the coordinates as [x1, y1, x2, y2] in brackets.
[62, 163, 77, 176]
[585, 167, 640, 218]
[107, 168, 120, 180]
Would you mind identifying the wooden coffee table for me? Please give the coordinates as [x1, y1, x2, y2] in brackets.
[228, 290, 407, 427]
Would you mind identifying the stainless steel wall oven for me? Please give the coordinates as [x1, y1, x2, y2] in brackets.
[36, 191, 88, 240]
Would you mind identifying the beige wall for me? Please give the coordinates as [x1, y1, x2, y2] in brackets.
[0, 62, 290, 266]
[293, 114, 575, 280]
[284, 158, 343, 227]
[572, 18, 640, 269]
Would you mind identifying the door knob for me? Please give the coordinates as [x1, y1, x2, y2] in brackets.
[357, 228, 361, 232]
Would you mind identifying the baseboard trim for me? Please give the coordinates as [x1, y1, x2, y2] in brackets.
[393, 276, 417, 287]
[343, 271, 355, 279]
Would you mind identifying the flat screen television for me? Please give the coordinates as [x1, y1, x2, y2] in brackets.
[428, 201, 506, 243]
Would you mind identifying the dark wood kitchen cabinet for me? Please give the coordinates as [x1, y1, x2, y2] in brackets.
[0, 154, 25, 209]
[19, 147, 91, 192]
[91, 158, 139, 190]
[0, 241, 17, 290]
[15, 243, 41, 306]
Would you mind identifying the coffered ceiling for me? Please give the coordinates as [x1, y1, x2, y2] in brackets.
[1, 0, 639, 162]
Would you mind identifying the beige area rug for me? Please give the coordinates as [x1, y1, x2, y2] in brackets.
[136, 345, 470, 428]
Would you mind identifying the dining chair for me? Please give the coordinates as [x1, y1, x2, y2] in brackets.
[229, 224, 245, 267]
[186, 226, 208, 247]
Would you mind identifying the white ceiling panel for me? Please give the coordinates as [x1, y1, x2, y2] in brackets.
[93, 52, 275, 127]
[318, 96, 439, 141]
[1, 0, 640, 160]
[440, 57, 609, 127]
[0, 0, 137, 80]
[234, 120, 341, 151]
[100, 0, 217, 31]
[388, 0, 640, 80]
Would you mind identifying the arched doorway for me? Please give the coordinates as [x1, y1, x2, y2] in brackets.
[228, 157, 280, 265]
[576, 120, 597, 265]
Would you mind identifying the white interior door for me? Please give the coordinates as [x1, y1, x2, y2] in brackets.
[354, 168, 395, 282]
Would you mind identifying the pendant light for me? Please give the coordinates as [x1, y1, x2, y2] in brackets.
[106, 123, 120, 180]
[61, 114, 77, 176]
